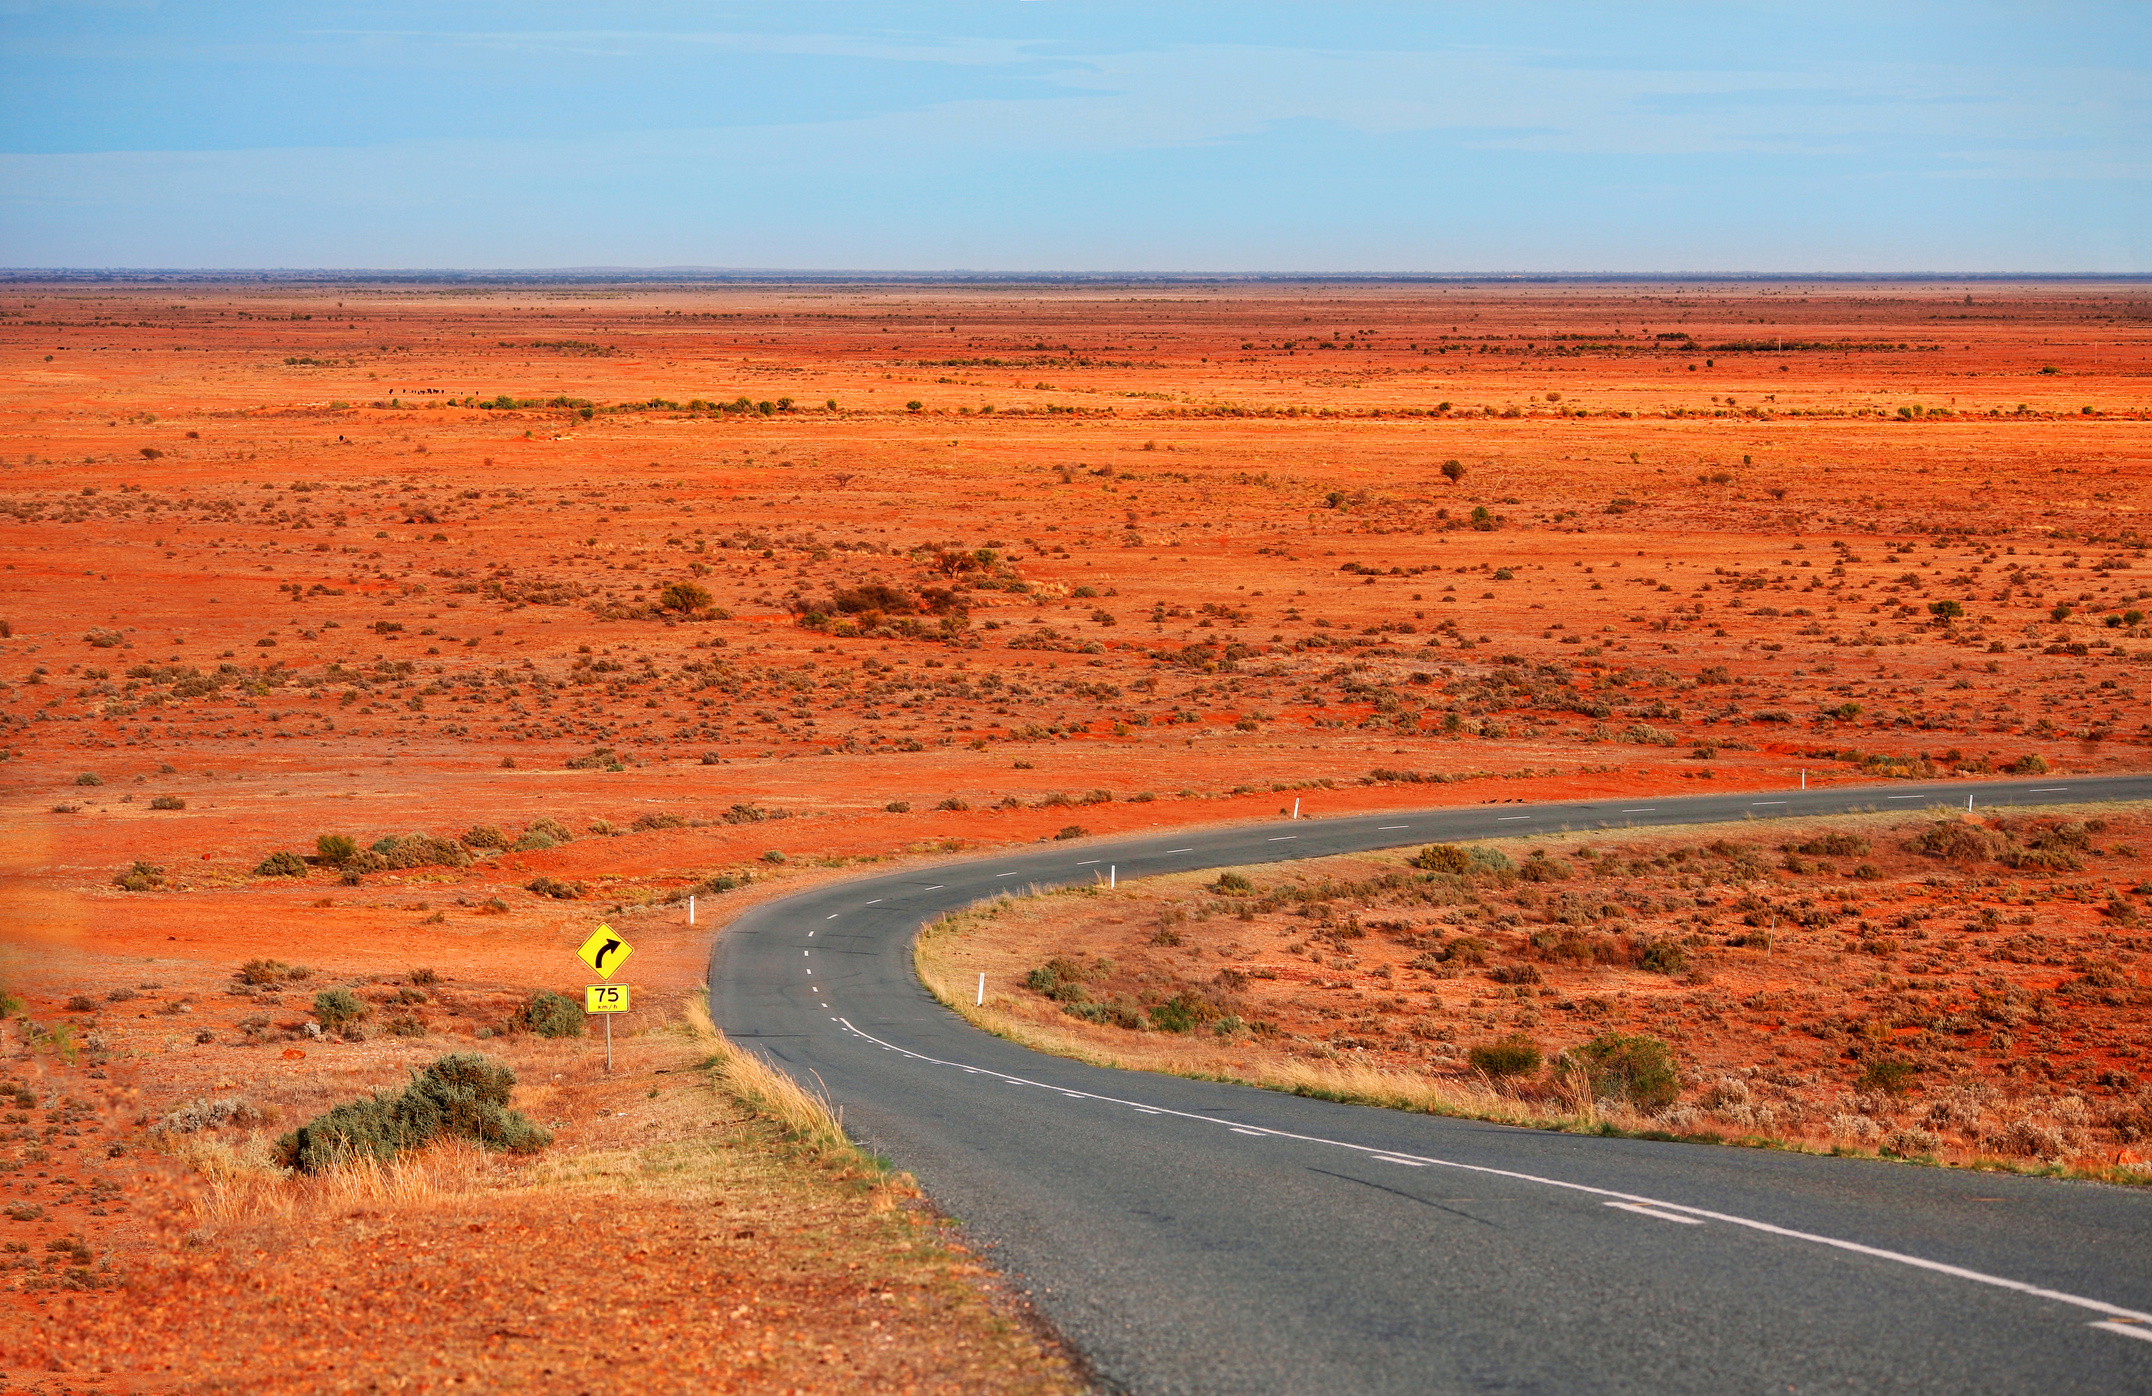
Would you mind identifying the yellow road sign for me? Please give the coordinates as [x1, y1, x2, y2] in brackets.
[585, 984, 630, 1014]
[576, 924, 634, 980]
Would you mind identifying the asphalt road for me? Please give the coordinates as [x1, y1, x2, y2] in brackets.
[708, 775, 2152, 1394]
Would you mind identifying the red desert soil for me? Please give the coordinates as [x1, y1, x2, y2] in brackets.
[0, 278, 2147, 1386]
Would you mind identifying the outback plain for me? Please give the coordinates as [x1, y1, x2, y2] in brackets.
[0, 276, 2149, 1391]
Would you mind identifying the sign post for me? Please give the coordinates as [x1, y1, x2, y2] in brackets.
[575, 924, 635, 1072]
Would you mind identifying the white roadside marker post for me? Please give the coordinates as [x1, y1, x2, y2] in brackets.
[688, 895, 696, 926]
[1110, 865, 1116, 889]
[977, 973, 985, 1006]
[1800, 769, 1806, 790]
[1293, 798, 1300, 819]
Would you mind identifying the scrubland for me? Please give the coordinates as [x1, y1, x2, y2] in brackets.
[0, 276, 2147, 1387]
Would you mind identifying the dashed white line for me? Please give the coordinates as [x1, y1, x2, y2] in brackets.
[1497, 816, 1531, 822]
[828, 1017, 2152, 1332]
[997, 872, 1019, 877]
[864, 898, 882, 905]
[1607, 1201, 1705, 1225]
[1621, 808, 1656, 813]
[1268, 836, 1298, 842]
[1166, 848, 1194, 854]
[1377, 825, 1410, 831]
[1751, 801, 1787, 807]
[922, 885, 944, 891]
[2030, 787, 2069, 793]
[826, 912, 840, 919]
[1886, 796, 1926, 801]
[1076, 859, 1100, 865]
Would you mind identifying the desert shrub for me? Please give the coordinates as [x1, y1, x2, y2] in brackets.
[64, 994, 94, 1012]
[1881, 1126, 1943, 1158]
[1636, 938, 1688, 975]
[384, 1015, 426, 1038]
[720, 804, 768, 825]
[659, 580, 713, 612]
[409, 967, 439, 986]
[1064, 999, 1146, 1029]
[112, 861, 164, 892]
[1053, 825, 1088, 841]
[566, 747, 627, 772]
[1519, 856, 1574, 883]
[315, 833, 358, 865]
[1214, 871, 1254, 895]
[366, 833, 473, 870]
[761, 849, 787, 864]
[74, 772, 102, 786]
[1148, 991, 1222, 1034]
[1024, 957, 1091, 1004]
[274, 1053, 551, 1173]
[516, 990, 584, 1038]
[1907, 821, 2005, 862]
[683, 871, 751, 898]
[151, 1097, 263, 1135]
[1564, 1033, 1679, 1110]
[2009, 754, 2050, 775]
[1416, 844, 1472, 874]
[237, 957, 309, 985]
[148, 794, 185, 811]
[1858, 1058, 1921, 1095]
[1794, 832, 1871, 857]
[1488, 962, 1543, 986]
[1468, 1034, 1542, 1078]
[936, 797, 971, 811]
[1442, 936, 1491, 967]
[528, 817, 576, 843]
[254, 850, 309, 878]
[587, 819, 621, 837]
[460, 825, 509, 849]
[525, 876, 585, 900]
[312, 988, 369, 1034]
[629, 811, 687, 831]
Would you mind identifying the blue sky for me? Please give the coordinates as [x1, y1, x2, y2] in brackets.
[2, 2, 2145, 270]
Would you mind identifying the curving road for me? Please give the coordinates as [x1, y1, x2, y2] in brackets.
[709, 775, 2152, 1394]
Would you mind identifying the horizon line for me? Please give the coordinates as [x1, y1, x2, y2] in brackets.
[3, 268, 2149, 286]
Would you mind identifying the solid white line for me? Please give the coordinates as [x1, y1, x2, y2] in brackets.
[1607, 1201, 1706, 1225]
[1371, 1156, 1427, 1168]
[1231, 1127, 1268, 1137]
[2090, 1321, 2152, 1344]
[828, 1017, 2152, 1329]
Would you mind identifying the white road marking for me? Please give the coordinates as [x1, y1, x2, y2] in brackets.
[923, 885, 944, 891]
[829, 1018, 2152, 1330]
[1166, 848, 1194, 854]
[2030, 787, 2068, 793]
[1497, 816, 1530, 822]
[1231, 1127, 1268, 1137]
[1268, 836, 1298, 842]
[1607, 1201, 1705, 1225]
[998, 872, 1019, 877]
[865, 898, 882, 905]
[827, 912, 840, 919]
[1887, 796, 1925, 800]
[1076, 860, 1100, 865]
[1377, 825, 1410, 831]
[1372, 1156, 1426, 1168]
[2091, 1321, 2152, 1344]
[1621, 808, 1656, 813]
[1751, 801, 1787, 806]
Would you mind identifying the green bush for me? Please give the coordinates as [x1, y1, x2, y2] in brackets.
[112, 861, 164, 892]
[313, 987, 369, 1033]
[1794, 832, 1871, 857]
[74, 773, 102, 787]
[461, 824, 509, 849]
[1858, 1057, 1921, 1095]
[1564, 1033, 1680, 1110]
[254, 850, 308, 878]
[315, 833, 358, 865]
[1148, 991, 1222, 1034]
[1467, 1034, 1542, 1078]
[524, 876, 585, 900]
[1636, 938, 1688, 975]
[1213, 871, 1254, 895]
[659, 581, 712, 613]
[273, 1053, 551, 1173]
[518, 990, 584, 1038]
[1907, 821, 2005, 862]
[1417, 844, 1473, 874]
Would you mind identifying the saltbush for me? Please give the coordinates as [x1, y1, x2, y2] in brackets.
[254, 850, 308, 878]
[274, 1053, 551, 1173]
[1467, 1034, 1542, 1078]
[517, 990, 584, 1038]
[1563, 1033, 1680, 1110]
[312, 987, 369, 1034]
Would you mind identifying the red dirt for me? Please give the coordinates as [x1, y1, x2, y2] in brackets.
[0, 278, 2147, 1383]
